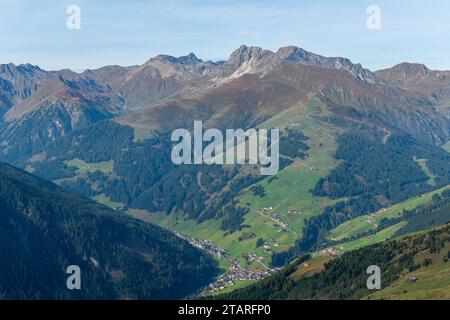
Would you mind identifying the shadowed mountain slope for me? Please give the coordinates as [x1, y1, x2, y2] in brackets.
[0, 162, 218, 299]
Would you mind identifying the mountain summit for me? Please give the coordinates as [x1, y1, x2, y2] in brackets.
[155, 52, 203, 65]
[223, 45, 377, 83]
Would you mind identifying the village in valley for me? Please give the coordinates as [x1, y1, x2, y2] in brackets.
[173, 205, 309, 295]
[204, 261, 276, 295]
[174, 231, 279, 295]
[173, 200, 347, 295]
[173, 199, 351, 295]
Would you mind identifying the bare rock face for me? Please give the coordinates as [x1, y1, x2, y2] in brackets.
[0, 63, 48, 99]
[156, 52, 202, 65]
[4, 73, 124, 121]
[377, 63, 432, 79]
[225, 45, 272, 68]
[376, 63, 450, 100]
[0, 78, 15, 116]
[220, 45, 377, 83]
[0, 63, 50, 117]
[270, 46, 377, 83]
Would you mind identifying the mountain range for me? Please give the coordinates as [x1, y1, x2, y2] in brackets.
[0, 44, 449, 299]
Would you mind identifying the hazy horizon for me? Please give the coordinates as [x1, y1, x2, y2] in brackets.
[1, 0, 449, 72]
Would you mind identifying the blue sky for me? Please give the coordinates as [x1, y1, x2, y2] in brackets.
[0, 0, 449, 71]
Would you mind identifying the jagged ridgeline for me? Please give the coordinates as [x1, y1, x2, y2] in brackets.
[0, 162, 219, 299]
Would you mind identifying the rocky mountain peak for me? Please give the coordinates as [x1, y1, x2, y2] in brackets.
[223, 45, 377, 83]
[179, 52, 203, 65]
[153, 52, 203, 65]
[384, 63, 431, 77]
[275, 46, 309, 62]
[226, 45, 271, 67]
[0, 62, 46, 80]
[0, 63, 49, 104]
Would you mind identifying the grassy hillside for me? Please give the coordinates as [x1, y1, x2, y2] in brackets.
[331, 222, 407, 251]
[442, 140, 450, 153]
[325, 185, 450, 255]
[216, 223, 450, 300]
[271, 125, 450, 266]
[365, 243, 450, 300]
[143, 98, 341, 269]
[139, 97, 450, 295]
[92, 193, 125, 210]
[329, 185, 450, 241]
[64, 158, 114, 175]
[215, 189, 450, 299]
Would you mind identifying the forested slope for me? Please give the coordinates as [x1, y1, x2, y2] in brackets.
[0, 162, 218, 299]
[217, 223, 450, 300]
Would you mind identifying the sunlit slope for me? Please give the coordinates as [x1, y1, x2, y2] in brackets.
[142, 98, 343, 268]
[215, 223, 450, 300]
[365, 243, 450, 300]
[329, 185, 450, 242]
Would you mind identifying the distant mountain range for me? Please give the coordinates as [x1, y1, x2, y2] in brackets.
[1, 45, 449, 151]
[0, 45, 449, 299]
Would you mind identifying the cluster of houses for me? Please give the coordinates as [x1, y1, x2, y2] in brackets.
[367, 214, 377, 224]
[316, 247, 344, 257]
[267, 238, 280, 247]
[288, 121, 301, 128]
[244, 253, 265, 264]
[261, 238, 280, 254]
[175, 231, 278, 295]
[174, 232, 227, 259]
[205, 260, 277, 294]
[285, 209, 303, 215]
[256, 207, 288, 229]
